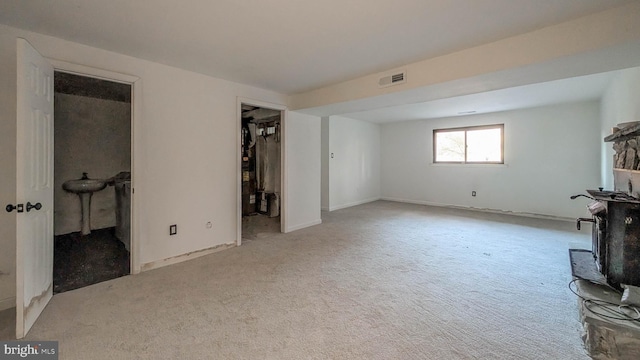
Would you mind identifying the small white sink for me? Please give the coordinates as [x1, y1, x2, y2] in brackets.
[62, 173, 108, 235]
[62, 179, 107, 194]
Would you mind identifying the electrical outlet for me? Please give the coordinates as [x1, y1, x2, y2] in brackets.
[170, 224, 177, 235]
[206, 221, 212, 229]
[472, 191, 477, 197]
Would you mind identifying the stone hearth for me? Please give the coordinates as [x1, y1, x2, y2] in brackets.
[575, 280, 640, 359]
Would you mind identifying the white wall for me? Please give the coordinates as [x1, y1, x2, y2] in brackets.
[326, 116, 381, 211]
[381, 102, 601, 219]
[600, 67, 640, 189]
[321, 117, 330, 210]
[0, 24, 290, 309]
[285, 112, 322, 231]
[0, 27, 17, 311]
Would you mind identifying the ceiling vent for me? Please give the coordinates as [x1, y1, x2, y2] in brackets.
[378, 71, 406, 88]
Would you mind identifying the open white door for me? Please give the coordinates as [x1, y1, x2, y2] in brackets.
[15, 38, 54, 339]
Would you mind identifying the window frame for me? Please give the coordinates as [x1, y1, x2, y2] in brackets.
[432, 124, 504, 164]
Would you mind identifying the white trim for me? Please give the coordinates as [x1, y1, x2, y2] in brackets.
[430, 163, 509, 168]
[236, 97, 288, 246]
[47, 59, 139, 84]
[0, 297, 15, 312]
[47, 59, 142, 274]
[328, 197, 381, 212]
[131, 79, 142, 274]
[140, 243, 236, 272]
[380, 197, 575, 222]
[286, 219, 322, 233]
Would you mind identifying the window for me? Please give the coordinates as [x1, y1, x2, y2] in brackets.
[433, 124, 503, 164]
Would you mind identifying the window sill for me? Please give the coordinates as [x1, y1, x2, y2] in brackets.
[430, 163, 509, 168]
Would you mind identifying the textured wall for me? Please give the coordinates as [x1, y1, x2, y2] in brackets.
[54, 93, 131, 235]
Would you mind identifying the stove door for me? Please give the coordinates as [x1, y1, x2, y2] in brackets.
[606, 202, 640, 287]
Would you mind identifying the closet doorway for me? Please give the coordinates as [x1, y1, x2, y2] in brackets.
[239, 102, 283, 241]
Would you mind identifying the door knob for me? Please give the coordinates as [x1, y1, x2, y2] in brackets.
[6, 204, 24, 213]
[26, 202, 42, 212]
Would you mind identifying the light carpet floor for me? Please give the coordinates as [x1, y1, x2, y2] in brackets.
[21, 201, 590, 359]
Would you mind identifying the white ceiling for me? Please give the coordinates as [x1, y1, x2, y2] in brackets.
[341, 71, 617, 123]
[0, 0, 632, 95]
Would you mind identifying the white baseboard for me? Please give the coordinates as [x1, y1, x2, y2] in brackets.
[285, 219, 322, 233]
[380, 197, 574, 222]
[328, 197, 381, 212]
[140, 243, 236, 272]
[380, 197, 430, 206]
[0, 296, 15, 311]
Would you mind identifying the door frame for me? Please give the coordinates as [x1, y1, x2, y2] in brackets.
[236, 97, 287, 245]
[48, 59, 142, 274]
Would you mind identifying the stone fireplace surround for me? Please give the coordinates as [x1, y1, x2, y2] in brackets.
[607, 122, 640, 196]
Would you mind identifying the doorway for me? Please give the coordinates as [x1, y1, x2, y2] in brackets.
[240, 103, 283, 240]
[52, 71, 132, 293]
[14, 39, 140, 338]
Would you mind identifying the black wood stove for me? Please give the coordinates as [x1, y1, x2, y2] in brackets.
[576, 189, 640, 288]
